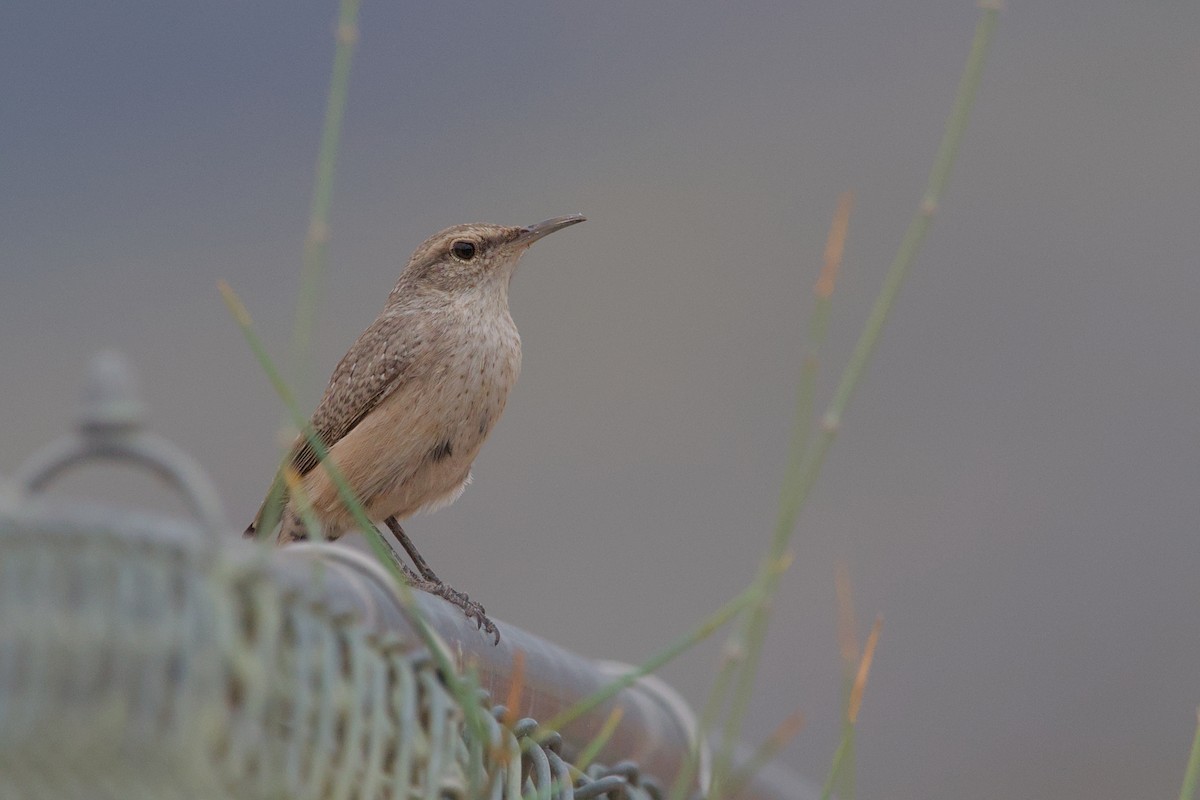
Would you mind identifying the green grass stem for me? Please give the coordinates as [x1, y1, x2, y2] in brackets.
[795, 190, 854, 466]
[833, 563, 860, 800]
[705, 193, 853, 795]
[818, 616, 880, 800]
[711, 6, 1000, 793]
[1180, 707, 1200, 800]
[290, 0, 362, 388]
[818, 731, 854, 800]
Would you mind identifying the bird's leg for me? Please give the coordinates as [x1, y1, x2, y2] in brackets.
[384, 516, 441, 582]
[377, 533, 432, 587]
[383, 516, 499, 644]
[277, 511, 486, 635]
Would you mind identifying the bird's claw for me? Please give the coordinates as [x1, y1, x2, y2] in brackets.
[419, 580, 500, 645]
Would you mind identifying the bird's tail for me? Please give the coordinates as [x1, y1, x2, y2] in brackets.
[245, 472, 288, 538]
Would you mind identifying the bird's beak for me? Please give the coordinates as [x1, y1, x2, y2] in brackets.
[514, 214, 586, 246]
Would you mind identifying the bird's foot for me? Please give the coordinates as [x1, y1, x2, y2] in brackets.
[413, 578, 500, 645]
[377, 518, 499, 644]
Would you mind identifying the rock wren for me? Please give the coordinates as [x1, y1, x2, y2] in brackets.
[246, 214, 586, 642]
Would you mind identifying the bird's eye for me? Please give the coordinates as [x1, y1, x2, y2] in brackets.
[450, 240, 477, 261]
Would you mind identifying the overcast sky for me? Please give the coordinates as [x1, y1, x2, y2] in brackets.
[3, 2, 1199, 797]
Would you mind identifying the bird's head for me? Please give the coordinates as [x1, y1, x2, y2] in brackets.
[393, 214, 586, 300]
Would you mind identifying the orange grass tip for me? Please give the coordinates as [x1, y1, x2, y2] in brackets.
[847, 615, 883, 725]
[815, 191, 854, 300]
[217, 280, 253, 328]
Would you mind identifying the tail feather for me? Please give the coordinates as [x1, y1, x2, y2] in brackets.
[246, 472, 288, 539]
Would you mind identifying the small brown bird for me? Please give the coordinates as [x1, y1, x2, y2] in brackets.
[246, 214, 586, 641]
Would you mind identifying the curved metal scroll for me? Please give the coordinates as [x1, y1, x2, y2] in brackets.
[12, 350, 227, 539]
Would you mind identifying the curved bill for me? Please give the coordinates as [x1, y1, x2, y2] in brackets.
[515, 214, 586, 245]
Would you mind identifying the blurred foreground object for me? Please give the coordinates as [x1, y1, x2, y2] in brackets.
[0, 352, 811, 799]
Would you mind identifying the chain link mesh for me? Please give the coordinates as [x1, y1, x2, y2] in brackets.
[0, 505, 663, 800]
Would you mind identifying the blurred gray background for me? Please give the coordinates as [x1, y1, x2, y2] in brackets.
[3, 2, 1198, 797]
